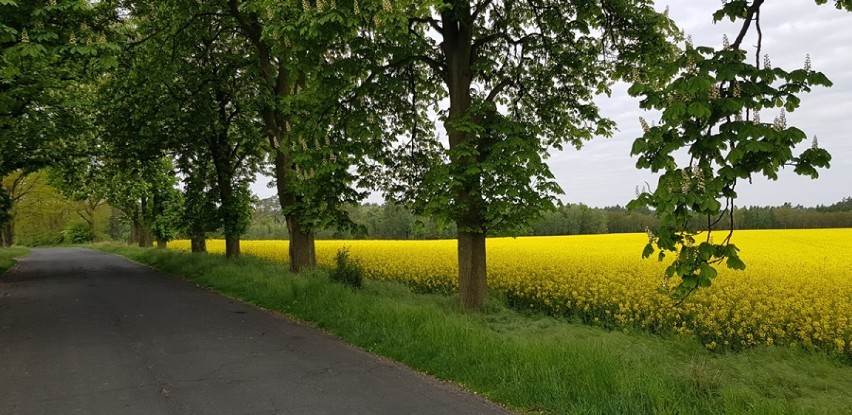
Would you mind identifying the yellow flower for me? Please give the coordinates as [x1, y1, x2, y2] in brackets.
[170, 229, 852, 358]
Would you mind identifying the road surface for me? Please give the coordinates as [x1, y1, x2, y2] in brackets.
[0, 248, 510, 414]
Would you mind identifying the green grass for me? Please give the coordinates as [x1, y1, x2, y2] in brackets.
[0, 246, 29, 274]
[95, 244, 852, 414]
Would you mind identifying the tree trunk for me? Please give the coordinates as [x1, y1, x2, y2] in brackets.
[225, 4, 317, 273]
[79, 202, 97, 240]
[136, 197, 154, 248]
[135, 221, 153, 248]
[137, 229, 150, 248]
[156, 239, 167, 249]
[225, 236, 240, 258]
[1, 220, 12, 247]
[107, 206, 124, 242]
[129, 219, 138, 245]
[273, 149, 317, 272]
[141, 231, 153, 248]
[191, 237, 207, 253]
[441, 5, 487, 309]
[457, 231, 487, 309]
[87, 219, 96, 241]
[287, 216, 315, 272]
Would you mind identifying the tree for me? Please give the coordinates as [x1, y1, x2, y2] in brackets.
[179, 156, 221, 253]
[0, 186, 11, 246]
[628, 0, 850, 300]
[1, 0, 119, 244]
[223, 0, 400, 270]
[3, 169, 88, 246]
[48, 142, 109, 240]
[111, 1, 264, 257]
[0, 171, 38, 246]
[382, 1, 677, 308]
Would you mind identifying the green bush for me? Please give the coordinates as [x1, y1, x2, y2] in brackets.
[63, 221, 94, 244]
[17, 231, 64, 247]
[329, 247, 363, 289]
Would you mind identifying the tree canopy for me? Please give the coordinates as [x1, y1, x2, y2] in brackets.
[1, 0, 848, 310]
[629, 0, 848, 300]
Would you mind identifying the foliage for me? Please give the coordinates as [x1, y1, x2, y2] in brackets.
[0, 185, 10, 225]
[179, 157, 222, 242]
[63, 220, 93, 244]
[245, 197, 852, 240]
[4, 170, 86, 246]
[627, 1, 848, 300]
[363, 0, 682, 308]
[172, 229, 852, 359]
[329, 247, 364, 289]
[377, 1, 677, 234]
[150, 172, 184, 244]
[115, 1, 263, 250]
[101, 245, 852, 414]
[220, 0, 403, 266]
[1, 0, 119, 176]
[85, 155, 183, 247]
[0, 0, 121, 240]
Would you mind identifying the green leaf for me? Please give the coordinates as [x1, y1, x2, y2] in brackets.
[699, 262, 718, 279]
[642, 243, 654, 259]
[687, 102, 711, 119]
[726, 255, 746, 270]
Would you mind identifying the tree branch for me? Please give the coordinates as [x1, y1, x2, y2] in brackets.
[485, 78, 513, 103]
[409, 17, 443, 35]
[471, 0, 494, 21]
[730, 0, 766, 50]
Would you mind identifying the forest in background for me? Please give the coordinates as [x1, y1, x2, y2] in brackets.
[6, 170, 851, 245]
[247, 196, 852, 240]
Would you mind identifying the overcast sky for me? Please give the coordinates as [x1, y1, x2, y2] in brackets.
[555, 0, 852, 207]
[252, 1, 851, 208]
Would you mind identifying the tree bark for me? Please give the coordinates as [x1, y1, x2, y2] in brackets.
[441, 3, 488, 309]
[138, 227, 152, 248]
[133, 220, 153, 248]
[273, 151, 316, 272]
[156, 239, 167, 249]
[286, 216, 315, 271]
[78, 199, 100, 240]
[1, 220, 12, 247]
[225, 236, 241, 258]
[226, 2, 316, 273]
[190, 236, 207, 253]
[457, 231, 487, 309]
[137, 197, 153, 248]
[129, 219, 138, 245]
[211, 86, 244, 260]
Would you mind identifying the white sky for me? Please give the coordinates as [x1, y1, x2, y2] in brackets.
[252, 1, 852, 208]
[555, 0, 852, 208]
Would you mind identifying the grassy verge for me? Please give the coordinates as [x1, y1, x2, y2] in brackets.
[0, 246, 29, 275]
[96, 244, 852, 414]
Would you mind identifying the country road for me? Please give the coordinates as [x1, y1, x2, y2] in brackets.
[0, 248, 510, 415]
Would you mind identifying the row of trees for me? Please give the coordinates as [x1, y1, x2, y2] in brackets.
[531, 200, 852, 235]
[9, 184, 850, 244]
[2, 1, 849, 308]
[245, 197, 852, 240]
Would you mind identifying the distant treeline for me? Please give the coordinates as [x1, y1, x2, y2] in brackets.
[244, 197, 852, 240]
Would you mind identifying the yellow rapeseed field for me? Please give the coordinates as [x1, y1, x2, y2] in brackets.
[170, 229, 852, 357]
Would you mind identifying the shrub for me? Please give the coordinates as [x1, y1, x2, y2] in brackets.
[63, 221, 94, 244]
[329, 247, 363, 289]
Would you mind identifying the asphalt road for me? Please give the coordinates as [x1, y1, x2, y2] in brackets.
[0, 248, 511, 415]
